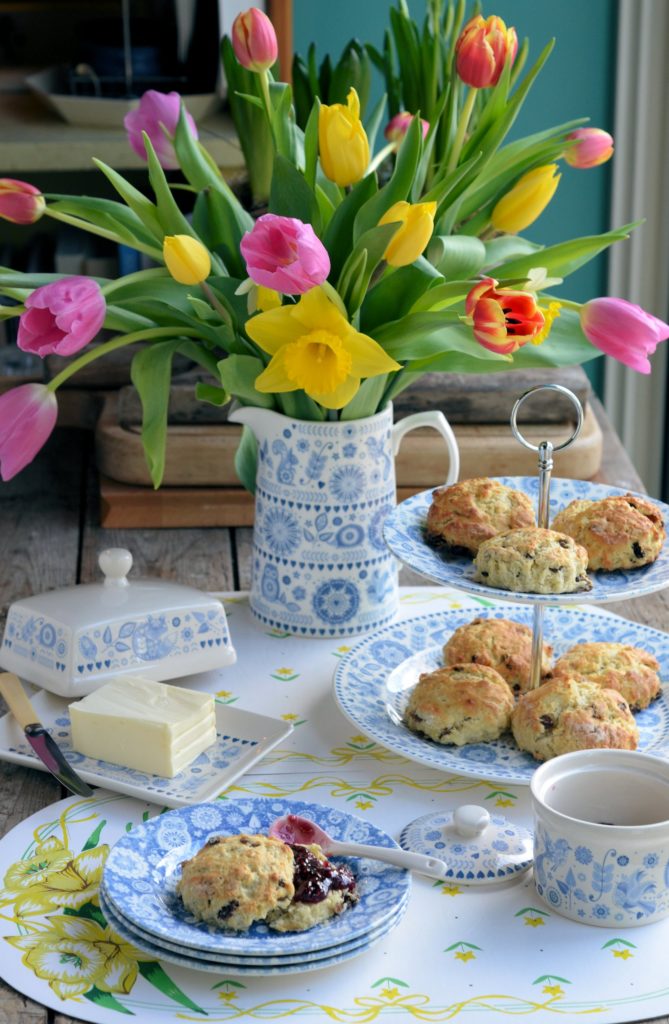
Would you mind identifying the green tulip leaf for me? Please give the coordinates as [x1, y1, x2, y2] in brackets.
[131, 339, 187, 489]
[361, 258, 442, 332]
[217, 355, 274, 408]
[195, 381, 230, 407]
[427, 234, 486, 279]
[234, 424, 259, 493]
[323, 174, 377, 278]
[493, 223, 636, 281]
[483, 235, 543, 269]
[354, 115, 423, 240]
[142, 133, 197, 239]
[269, 154, 320, 230]
[374, 313, 499, 361]
[92, 159, 163, 240]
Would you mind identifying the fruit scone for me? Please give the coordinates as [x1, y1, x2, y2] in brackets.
[552, 493, 665, 570]
[426, 477, 535, 555]
[443, 616, 553, 695]
[473, 527, 592, 594]
[177, 833, 358, 933]
[403, 663, 515, 745]
[511, 677, 639, 761]
[546, 641, 662, 711]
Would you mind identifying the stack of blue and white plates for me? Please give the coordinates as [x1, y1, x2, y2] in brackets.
[100, 797, 411, 976]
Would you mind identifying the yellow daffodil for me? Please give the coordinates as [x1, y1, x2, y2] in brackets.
[7, 914, 151, 999]
[319, 88, 370, 187]
[491, 164, 561, 234]
[379, 200, 437, 267]
[163, 234, 211, 284]
[3, 836, 71, 892]
[246, 286, 400, 409]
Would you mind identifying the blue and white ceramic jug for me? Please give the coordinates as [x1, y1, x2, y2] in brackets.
[229, 403, 459, 637]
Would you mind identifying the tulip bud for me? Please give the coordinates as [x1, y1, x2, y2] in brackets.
[0, 178, 45, 225]
[580, 297, 669, 374]
[379, 201, 437, 268]
[0, 383, 58, 481]
[455, 14, 516, 89]
[491, 164, 561, 234]
[319, 88, 370, 188]
[564, 128, 614, 169]
[232, 7, 278, 73]
[163, 235, 212, 285]
[384, 112, 430, 146]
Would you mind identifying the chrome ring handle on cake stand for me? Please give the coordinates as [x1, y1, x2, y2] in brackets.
[510, 384, 584, 689]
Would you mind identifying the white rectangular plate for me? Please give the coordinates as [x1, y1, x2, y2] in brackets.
[0, 689, 292, 807]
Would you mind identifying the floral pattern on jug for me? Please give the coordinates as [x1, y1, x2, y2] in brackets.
[229, 403, 459, 636]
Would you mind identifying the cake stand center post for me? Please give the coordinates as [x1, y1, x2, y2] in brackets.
[510, 384, 585, 690]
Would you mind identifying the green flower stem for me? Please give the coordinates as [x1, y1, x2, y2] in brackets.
[259, 69, 274, 133]
[45, 207, 163, 261]
[447, 87, 477, 174]
[551, 297, 582, 311]
[201, 281, 233, 328]
[100, 268, 170, 298]
[46, 326, 201, 392]
[367, 143, 396, 176]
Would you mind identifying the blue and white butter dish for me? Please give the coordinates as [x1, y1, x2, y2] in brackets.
[1, 548, 236, 697]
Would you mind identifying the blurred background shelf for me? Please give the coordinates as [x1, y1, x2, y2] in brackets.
[0, 92, 244, 173]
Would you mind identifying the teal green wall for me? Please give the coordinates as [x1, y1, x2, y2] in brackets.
[293, 0, 618, 392]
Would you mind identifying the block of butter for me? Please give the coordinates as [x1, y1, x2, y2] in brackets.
[69, 676, 217, 778]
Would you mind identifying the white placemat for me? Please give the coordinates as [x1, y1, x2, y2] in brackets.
[1, 588, 669, 1024]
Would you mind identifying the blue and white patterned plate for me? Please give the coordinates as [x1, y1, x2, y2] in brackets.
[102, 797, 411, 956]
[0, 691, 292, 808]
[333, 605, 669, 786]
[383, 477, 669, 605]
[100, 879, 408, 965]
[99, 888, 406, 976]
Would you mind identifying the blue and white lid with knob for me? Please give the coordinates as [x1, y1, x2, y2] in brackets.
[400, 804, 533, 884]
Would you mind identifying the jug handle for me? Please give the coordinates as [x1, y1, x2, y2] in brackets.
[391, 411, 460, 486]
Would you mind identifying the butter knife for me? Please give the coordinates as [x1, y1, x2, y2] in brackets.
[0, 673, 94, 797]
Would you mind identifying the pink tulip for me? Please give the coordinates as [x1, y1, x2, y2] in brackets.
[17, 277, 106, 358]
[384, 113, 430, 145]
[565, 128, 614, 169]
[0, 384, 58, 481]
[240, 214, 330, 294]
[0, 179, 45, 225]
[124, 91, 197, 170]
[232, 8, 278, 72]
[580, 297, 669, 374]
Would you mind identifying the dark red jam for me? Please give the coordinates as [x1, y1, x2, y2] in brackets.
[289, 844, 357, 904]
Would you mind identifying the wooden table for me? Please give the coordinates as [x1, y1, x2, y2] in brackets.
[0, 397, 667, 1024]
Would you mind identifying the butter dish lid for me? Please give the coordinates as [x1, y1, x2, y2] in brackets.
[1, 548, 236, 698]
[399, 804, 533, 885]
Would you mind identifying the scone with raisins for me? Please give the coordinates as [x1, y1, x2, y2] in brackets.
[403, 664, 514, 745]
[511, 677, 638, 761]
[473, 528, 591, 594]
[177, 833, 357, 933]
[552, 493, 665, 571]
[547, 641, 662, 711]
[177, 834, 295, 931]
[426, 477, 535, 555]
[443, 616, 552, 695]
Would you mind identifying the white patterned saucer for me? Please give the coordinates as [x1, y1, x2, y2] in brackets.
[100, 879, 407, 965]
[99, 888, 406, 976]
[333, 605, 669, 786]
[383, 477, 669, 606]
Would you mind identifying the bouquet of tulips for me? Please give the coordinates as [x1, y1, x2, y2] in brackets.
[0, 2, 667, 491]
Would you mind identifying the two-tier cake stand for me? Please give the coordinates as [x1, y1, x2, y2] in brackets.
[334, 384, 669, 789]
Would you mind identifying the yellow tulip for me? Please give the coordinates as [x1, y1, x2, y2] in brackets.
[163, 234, 211, 284]
[246, 286, 400, 409]
[379, 200, 437, 267]
[318, 88, 370, 188]
[491, 165, 560, 234]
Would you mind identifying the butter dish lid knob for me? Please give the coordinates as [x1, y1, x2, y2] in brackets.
[453, 804, 490, 839]
[99, 548, 133, 587]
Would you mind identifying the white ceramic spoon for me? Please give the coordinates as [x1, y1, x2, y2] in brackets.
[269, 813, 449, 879]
